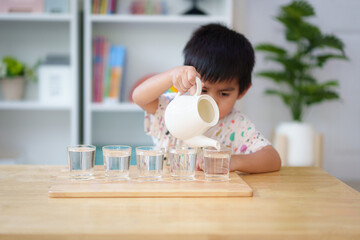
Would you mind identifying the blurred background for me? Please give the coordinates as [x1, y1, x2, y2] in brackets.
[0, 0, 358, 190]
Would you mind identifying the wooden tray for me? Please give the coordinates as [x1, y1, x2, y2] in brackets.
[48, 166, 253, 198]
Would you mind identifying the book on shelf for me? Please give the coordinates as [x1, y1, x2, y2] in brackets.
[92, 36, 125, 104]
[92, 0, 116, 14]
[91, 0, 168, 15]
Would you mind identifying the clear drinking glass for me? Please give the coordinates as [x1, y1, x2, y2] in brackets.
[203, 146, 231, 181]
[169, 146, 197, 181]
[67, 145, 96, 180]
[136, 146, 164, 181]
[103, 145, 131, 180]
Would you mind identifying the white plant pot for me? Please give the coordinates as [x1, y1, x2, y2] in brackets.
[274, 121, 315, 166]
[0, 77, 25, 101]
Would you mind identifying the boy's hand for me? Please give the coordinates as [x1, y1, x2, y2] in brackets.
[170, 66, 201, 94]
[196, 155, 204, 171]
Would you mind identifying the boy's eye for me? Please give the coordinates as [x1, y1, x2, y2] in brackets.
[220, 92, 230, 96]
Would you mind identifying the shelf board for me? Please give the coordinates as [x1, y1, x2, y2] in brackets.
[0, 13, 71, 22]
[0, 101, 71, 110]
[90, 14, 228, 24]
[91, 102, 143, 112]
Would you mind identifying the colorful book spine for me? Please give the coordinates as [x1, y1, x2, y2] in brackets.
[110, 0, 116, 14]
[103, 41, 111, 100]
[92, 36, 126, 104]
[95, 37, 103, 102]
[100, 0, 106, 14]
[92, 0, 116, 14]
[104, 45, 125, 103]
[92, 36, 104, 102]
[92, 37, 98, 102]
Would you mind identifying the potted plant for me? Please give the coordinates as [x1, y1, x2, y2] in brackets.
[0, 56, 38, 101]
[255, 0, 348, 166]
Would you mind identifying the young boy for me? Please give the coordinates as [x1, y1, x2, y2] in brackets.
[132, 24, 281, 173]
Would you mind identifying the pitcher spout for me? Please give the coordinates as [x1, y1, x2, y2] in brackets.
[184, 135, 220, 150]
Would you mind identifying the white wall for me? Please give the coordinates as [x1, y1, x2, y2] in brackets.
[236, 0, 360, 182]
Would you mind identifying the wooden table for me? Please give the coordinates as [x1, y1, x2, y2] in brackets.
[0, 165, 359, 239]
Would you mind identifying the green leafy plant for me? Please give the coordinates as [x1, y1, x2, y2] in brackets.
[255, 0, 348, 121]
[0, 56, 39, 82]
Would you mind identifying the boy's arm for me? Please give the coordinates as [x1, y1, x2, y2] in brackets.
[230, 145, 281, 173]
[132, 70, 173, 114]
[132, 66, 200, 114]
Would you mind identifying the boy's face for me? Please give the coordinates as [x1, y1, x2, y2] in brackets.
[199, 80, 247, 119]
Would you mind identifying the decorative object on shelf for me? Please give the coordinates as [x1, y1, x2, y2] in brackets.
[255, 0, 348, 166]
[38, 55, 71, 104]
[93, 36, 126, 104]
[183, 0, 206, 15]
[44, 0, 69, 13]
[92, 0, 117, 14]
[0, 0, 43, 13]
[0, 56, 39, 101]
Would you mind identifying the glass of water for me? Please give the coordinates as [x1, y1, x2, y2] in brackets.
[67, 145, 96, 180]
[169, 146, 197, 181]
[136, 146, 164, 181]
[103, 145, 131, 180]
[203, 146, 231, 181]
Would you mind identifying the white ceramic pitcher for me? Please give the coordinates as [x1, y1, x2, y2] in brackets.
[164, 77, 220, 149]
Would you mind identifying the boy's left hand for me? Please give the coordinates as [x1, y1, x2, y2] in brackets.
[197, 155, 237, 172]
[196, 156, 204, 171]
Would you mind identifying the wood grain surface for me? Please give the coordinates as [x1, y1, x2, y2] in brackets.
[48, 166, 253, 198]
[0, 165, 360, 240]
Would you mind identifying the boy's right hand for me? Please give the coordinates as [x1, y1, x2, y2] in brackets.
[170, 66, 201, 94]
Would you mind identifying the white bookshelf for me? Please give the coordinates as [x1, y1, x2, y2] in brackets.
[83, 0, 233, 147]
[90, 14, 229, 23]
[0, 101, 72, 110]
[91, 102, 141, 112]
[0, 13, 71, 21]
[0, 1, 79, 165]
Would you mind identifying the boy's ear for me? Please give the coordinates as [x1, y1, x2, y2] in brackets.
[237, 84, 252, 100]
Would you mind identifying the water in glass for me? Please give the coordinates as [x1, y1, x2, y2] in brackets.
[104, 150, 131, 180]
[204, 151, 230, 181]
[169, 148, 196, 181]
[67, 146, 95, 180]
[136, 150, 163, 181]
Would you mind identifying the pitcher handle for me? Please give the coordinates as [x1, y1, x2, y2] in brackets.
[194, 77, 202, 96]
[174, 77, 202, 99]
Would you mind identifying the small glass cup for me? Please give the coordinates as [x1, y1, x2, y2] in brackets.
[136, 146, 164, 181]
[169, 146, 197, 181]
[103, 145, 131, 180]
[67, 145, 96, 180]
[203, 146, 231, 181]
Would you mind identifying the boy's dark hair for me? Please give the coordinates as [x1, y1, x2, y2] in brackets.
[183, 23, 255, 95]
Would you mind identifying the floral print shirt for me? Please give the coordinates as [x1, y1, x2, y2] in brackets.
[144, 93, 270, 154]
